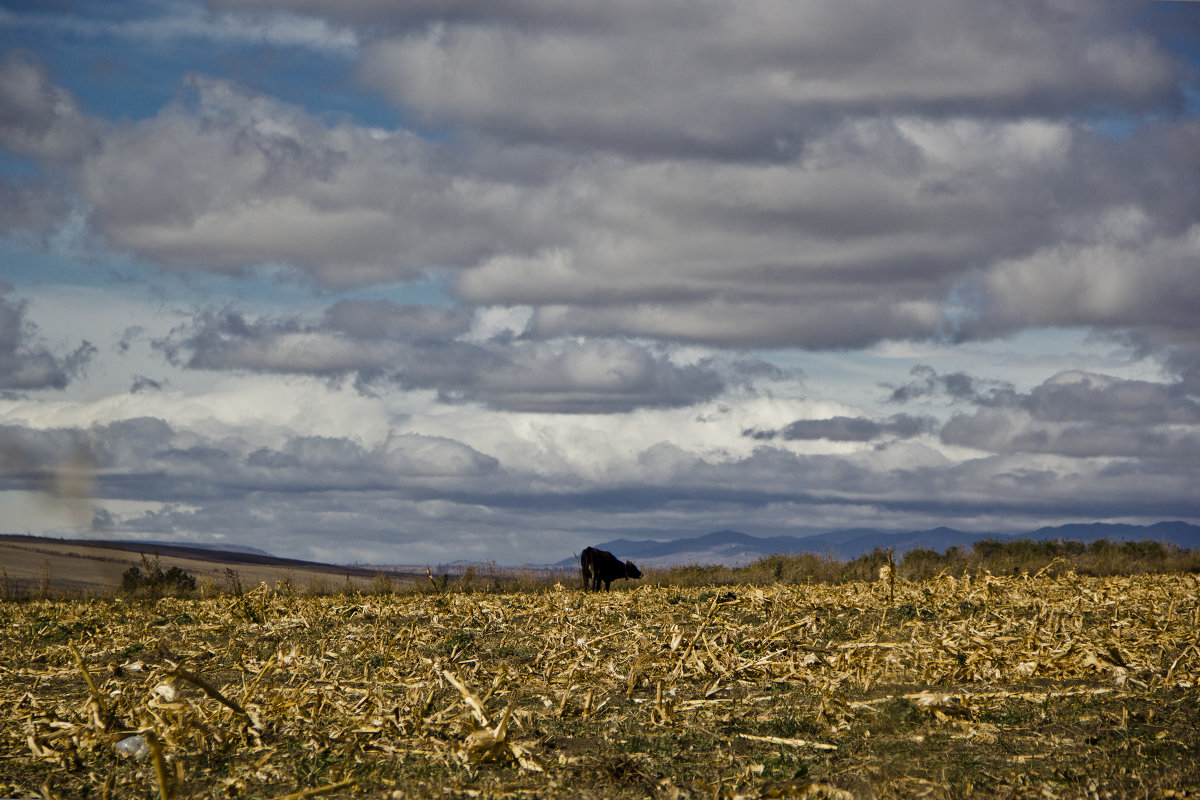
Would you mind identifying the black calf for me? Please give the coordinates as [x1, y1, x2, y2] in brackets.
[580, 546, 642, 591]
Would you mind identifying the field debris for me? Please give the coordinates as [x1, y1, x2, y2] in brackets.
[2, 571, 1199, 797]
[114, 733, 150, 759]
[735, 733, 837, 750]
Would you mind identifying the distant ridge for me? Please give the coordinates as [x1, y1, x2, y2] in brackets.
[0, 533, 428, 596]
[555, 521, 1200, 567]
[0, 533, 378, 574]
[135, 540, 274, 558]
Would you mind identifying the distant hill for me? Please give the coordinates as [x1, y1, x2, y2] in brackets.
[556, 521, 1200, 567]
[132, 540, 275, 558]
[0, 534, 422, 597]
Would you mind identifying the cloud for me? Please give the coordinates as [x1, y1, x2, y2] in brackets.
[939, 370, 1200, 461]
[527, 299, 945, 350]
[352, 1, 1178, 156]
[323, 299, 474, 341]
[0, 285, 96, 391]
[6, 375, 1200, 563]
[130, 375, 164, 393]
[0, 178, 69, 236]
[960, 208, 1200, 341]
[2, 1, 356, 54]
[0, 52, 97, 236]
[69, 74, 532, 287]
[0, 50, 102, 164]
[152, 303, 727, 412]
[244, 433, 499, 485]
[400, 337, 727, 414]
[885, 364, 1012, 404]
[1018, 370, 1200, 425]
[1, 42, 1198, 353]
[941, 410, 1200, 462]
[749, 413, 936, 442]
[1, 415, 499, 501]
[880, 365, 1200, 464]
[155, 308, 402, 377]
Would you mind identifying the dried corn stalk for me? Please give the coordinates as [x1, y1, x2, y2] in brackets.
[1, 572, 1196, 798]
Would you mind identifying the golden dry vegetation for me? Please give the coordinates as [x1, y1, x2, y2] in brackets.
[4, 568, 1199, 799]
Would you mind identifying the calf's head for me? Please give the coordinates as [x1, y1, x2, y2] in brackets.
[625, 561, 642, 580]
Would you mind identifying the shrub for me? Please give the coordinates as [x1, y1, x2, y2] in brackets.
[120, 555, 197, 597]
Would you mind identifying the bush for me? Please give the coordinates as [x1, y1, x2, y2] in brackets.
[121, 555, 196, 597]
[648, 537, 1198, 588]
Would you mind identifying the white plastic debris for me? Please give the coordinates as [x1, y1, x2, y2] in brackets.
[114, 734, 150, 759]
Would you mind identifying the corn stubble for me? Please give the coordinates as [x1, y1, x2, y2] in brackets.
[4, 570, 1199, 799]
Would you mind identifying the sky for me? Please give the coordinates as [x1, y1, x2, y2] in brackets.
[1, 0, 1199, 566]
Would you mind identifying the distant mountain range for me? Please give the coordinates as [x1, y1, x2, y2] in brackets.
[554, 521, 1200, 568]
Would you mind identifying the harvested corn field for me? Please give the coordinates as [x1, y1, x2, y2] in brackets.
[4, 571, 1200, 799]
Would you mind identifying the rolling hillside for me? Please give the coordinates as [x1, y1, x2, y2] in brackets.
[0, 534, 420, 597]
[558, 521, 1200, 567]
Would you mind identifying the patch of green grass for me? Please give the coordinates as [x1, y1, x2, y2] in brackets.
[893, 602, 936, 621]
[720, 703, 823, 741]
[36, 619, 98, 643]
[491, 642, 538, 665]
[439, 630, 476, 655]
[760, 750, 811, 783]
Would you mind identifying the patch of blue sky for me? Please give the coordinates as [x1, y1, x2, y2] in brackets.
[1145, 1, 1200, 110]
[336, 269, 458, 309]
[1080, 2, 1200, 137]
[0, 151, 39, 179]
[1082, 90, 1199, 138]
[1085, 85, 1200, 138]
[1187, 84, 1200, 116]
[1, 231, 457, 313]
[1144, 1, 1200, 53]
[750, 325, 1164, 418]
[2, 22, 167, 121]
[217, 45, 404, 131]
[1, 235, 107, 288]
[1085, 115, 1151, 140]
[0, 2, 408, 132]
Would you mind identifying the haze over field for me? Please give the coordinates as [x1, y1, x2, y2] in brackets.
[1, 1, 1199, 565]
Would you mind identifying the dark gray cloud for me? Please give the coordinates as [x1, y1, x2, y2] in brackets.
[0, 177, 68, 236]
[1018, 371, 1200, 425]
[1112, 331, 1200, 396]
[152, 303, 726, 412]
[155, 307, 402, 376]
[890, 365, 1200, 427]
[941, 410, 1200, 462]
[0, 50, 101, 164]
[130, 375, 164, 393]
[0, 285, 96, 391]
[938, 370, 1200, 461]
[1, 15, 1196, 352]
[0, 416, 500, 504]
[323, 299, 474, 341]
[63, 73, 538, 288]
[885, 364, 1012, 405]
[747, 413, 934, 442]
[411, 338, 727, 414]
[348, 1, 1178, 156]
